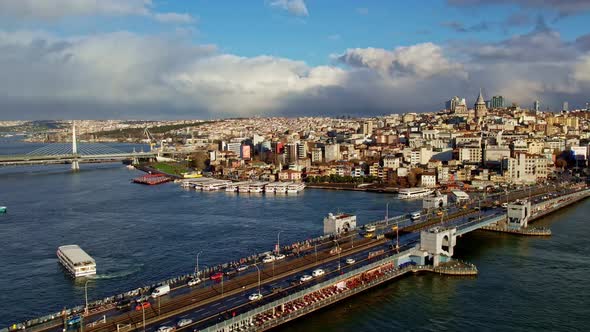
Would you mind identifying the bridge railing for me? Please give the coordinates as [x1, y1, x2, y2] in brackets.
[202, 246, 418, 332]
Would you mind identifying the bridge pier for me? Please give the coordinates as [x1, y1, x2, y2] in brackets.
[71, 160, 80, 171]
[506, 200, 531, 228]
[419, 227, 457, 267]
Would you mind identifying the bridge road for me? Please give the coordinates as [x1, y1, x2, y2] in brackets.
[40, 182, 584, 332]
[84, 211, 494, 331]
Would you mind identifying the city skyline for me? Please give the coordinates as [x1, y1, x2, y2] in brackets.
[1, 0, 590, 119]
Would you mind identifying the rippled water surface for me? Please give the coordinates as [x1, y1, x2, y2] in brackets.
[0, 141, 589, 330]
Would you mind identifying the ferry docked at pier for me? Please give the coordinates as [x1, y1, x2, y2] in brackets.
[397, 187, 434, 199]
[287, 182, 305, 194]
[56, 245, 96, 278]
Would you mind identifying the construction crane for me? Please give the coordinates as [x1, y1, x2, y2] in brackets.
[144, 127, 157, 151]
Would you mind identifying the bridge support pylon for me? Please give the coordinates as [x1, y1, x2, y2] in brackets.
[506, 200, 531, 229]
[419, 227, 457, 267]
[71, 121, 80, 171]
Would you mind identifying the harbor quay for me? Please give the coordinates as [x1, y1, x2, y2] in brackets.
[5, 182, 589, 332]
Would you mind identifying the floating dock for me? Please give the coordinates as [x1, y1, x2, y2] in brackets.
[132, 174, 171, 185]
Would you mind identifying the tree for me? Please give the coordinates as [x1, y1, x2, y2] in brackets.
[189, 151, 209, 170]
[555, 158, 567, 170]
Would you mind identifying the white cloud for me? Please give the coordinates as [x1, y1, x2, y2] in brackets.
[573, 55, 590, 82]
[1, 22, 590, 119]
[337, 43, 466, 79]
[0, 0, 152, 19]
[269, 0, 309, 17]
[0, 0, 195, 25]
[153, 12, 196, 24]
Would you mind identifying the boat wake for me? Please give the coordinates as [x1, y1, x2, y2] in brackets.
[88, 265, 142, 280]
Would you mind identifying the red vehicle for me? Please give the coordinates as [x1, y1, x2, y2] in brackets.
[135, 302, 151, 311]
[210, 272, 224, 281]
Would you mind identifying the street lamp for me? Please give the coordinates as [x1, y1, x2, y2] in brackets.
[253, 264, 261, 294]
[276, 230, 283, 255]
[333, 240, 341, 271]
[142, 305, 146, 332]
[314, 243, 318, 263]
[195, 251, 203, 277]
[84, 280, 90, 315]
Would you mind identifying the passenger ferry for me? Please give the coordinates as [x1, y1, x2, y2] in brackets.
[57, 245, 96, 278]
[225, 181, 248, 192]
[248, 182, 268, 193]
[238, 183, 251, 193]
[287, 182, 305, 194]
[397, 187, 433, 200]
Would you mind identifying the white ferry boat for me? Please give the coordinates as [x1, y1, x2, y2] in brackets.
[397, 187, 433, 200]
[225, 181, 249, 192]
[238, 183, 251, 193]
[57, 245, 96, 278]
[249, 182, 268, 193]
[287, 182, 305, 194]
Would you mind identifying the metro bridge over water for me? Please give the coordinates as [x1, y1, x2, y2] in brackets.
[0, 123, 156, 170]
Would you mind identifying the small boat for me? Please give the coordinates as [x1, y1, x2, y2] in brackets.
[0, 206, 6, 213]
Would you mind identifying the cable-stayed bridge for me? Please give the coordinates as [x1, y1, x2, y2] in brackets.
[0, 123, 156, 170]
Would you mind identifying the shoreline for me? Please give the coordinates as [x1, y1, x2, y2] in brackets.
[305, 183, 399, 194]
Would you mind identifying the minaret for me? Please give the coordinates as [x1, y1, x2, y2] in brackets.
[71, 120, 80, 171]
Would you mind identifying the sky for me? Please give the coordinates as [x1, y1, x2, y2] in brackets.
[1, 0, 590, 120]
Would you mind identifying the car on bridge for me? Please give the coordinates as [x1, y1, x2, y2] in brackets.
[177, 319, 193, 327]
[187, 277, 201, 287]
[135, 301, 151, 311]
[300, 275, 313, 282]
[345, 258, 356, 265]
[156, 326, 175, 332]
[115, 299, 132, 310]
[275, 253, 286, 260]
[237, 265, 249, 272]
[312, 269, 325, 277]
[66, 316, 81, 326]
[210, 272, 224, 281]
[248, 293, 263, 301]
[262, 255, 276, 263]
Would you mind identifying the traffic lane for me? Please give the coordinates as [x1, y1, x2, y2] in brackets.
[179, 245, 417, 332]
[145, 239, 419, 331]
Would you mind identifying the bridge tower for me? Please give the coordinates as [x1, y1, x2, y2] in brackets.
[71, 121, 80, 171]
[419, 227, 457, 266]
[506, 199, 531, 228]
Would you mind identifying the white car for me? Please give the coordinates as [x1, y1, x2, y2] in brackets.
[177, 319, 193, 327]
[237, 265, 249, 272]
[275, 253, 286, 260]
[345, 258, 355, 265]
[248, 293, 263, 301]
[312, 269, 325, 277]
[262, 255, 276, 263]
[157, 326, 175, 332]
[300, 274, 313, 282]
[187, 278, 201, 287]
